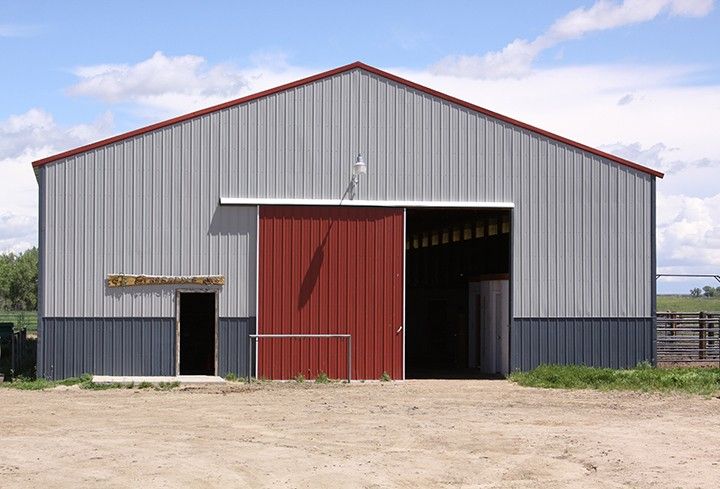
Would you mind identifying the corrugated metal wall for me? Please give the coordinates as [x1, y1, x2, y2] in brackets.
[38, 317, 257, 378]
[511, 318, 655, 370]
[258, 206, 404, 380]
[218, 317, 256, 377]
[41, 163, 257, 317]
[39, 318, 175, 379]
[41, 66, 652, 320]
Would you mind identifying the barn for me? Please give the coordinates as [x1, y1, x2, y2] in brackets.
[32, 62, 663, 380]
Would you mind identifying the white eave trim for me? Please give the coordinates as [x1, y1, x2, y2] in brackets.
[219, 197, 514, 209]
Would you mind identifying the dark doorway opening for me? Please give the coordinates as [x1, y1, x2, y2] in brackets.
[179, 292, 216, 375]
[405, 208, 511, 379]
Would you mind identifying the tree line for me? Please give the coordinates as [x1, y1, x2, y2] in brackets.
[690, 285, 720, 298]
[0, 247, 38, 311]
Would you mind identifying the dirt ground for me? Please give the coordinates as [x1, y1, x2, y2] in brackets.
[1, 380, 719, 488]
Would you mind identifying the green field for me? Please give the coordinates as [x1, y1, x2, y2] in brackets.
[0, 310, 37, 331]
[657, 295, 720, 313]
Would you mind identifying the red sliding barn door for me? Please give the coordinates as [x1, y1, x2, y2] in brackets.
[258, 206, 404, 380]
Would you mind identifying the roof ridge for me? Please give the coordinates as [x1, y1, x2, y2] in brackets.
[31, 61, 663, 178]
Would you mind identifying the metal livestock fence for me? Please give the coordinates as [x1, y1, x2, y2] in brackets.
[657, 312, 720, 366]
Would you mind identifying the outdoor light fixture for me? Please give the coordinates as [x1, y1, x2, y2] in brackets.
[352, 153, 366, 185]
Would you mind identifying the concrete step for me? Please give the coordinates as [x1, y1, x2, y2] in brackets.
[92, 375, 225, 384]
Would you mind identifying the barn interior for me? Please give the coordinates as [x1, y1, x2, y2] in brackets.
[179, 292, 216, 375]
[405, 208, 511, 378]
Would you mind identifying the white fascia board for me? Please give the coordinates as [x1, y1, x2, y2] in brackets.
[219, 197, 514, 209]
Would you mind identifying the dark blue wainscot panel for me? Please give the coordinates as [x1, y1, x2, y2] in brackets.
[39, 318, 175, 379]
[218, 317, 256, 378]
[511, 317, 654, 372]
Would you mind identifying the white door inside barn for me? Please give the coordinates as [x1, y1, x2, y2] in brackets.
[468, 279, 509, 375]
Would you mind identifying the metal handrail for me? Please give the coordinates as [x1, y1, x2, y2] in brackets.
[247, 333, 352, 382]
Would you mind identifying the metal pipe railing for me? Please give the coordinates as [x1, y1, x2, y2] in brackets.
[656, 312, 720, 366]
[247, 334, 352, 382]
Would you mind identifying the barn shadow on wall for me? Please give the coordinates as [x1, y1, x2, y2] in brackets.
[297, 178, 362, 309]
[405, 208, 511, 379]
[208, 205, 255, 236]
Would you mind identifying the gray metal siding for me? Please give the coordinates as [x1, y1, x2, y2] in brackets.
[41, 160, 257, 317]
[41, 68, 652, 319]
[40, 316, 257, 379]
[39, 318, 175, 379]
[511, 318, 654, 371]
[218, 317, 256, 377]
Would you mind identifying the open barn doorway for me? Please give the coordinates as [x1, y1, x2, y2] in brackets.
[178, 292, 217, 375]
[405, 208, 511, 378]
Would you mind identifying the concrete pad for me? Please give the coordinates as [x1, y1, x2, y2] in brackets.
[92, 375, 225, 384]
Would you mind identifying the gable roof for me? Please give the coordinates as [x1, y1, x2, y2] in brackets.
[32, 61, 663, 178]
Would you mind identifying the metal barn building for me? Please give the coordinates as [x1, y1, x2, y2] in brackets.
[32, 62, 663, 380]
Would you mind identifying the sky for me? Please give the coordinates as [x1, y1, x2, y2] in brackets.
[1, 0, 719, 293]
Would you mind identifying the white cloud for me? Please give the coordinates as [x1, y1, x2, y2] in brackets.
[657, 193, 720, 271]
[0, 109, 113, 253]
[0, 108, 113, 159]
[617, 93, 635, 105]
[396, 63, 720, 163]
[432, 0, 714, 78]
[68, 51, 316, 118]
[0, 212, 35, 253]
[601, 142, 719, 181]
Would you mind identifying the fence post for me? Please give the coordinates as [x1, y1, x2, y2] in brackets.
[716, 314, 719, 368]
[247, 336, 253, 383]
[709, 313, 715, 359]
[347, 335, 352, 383]
[699, 312, 706, 360]
[10, 331, 15, 374]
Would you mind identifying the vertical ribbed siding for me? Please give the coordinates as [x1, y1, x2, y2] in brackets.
[217, 317, 256, 377]
[42, 153, 256, 317]
[39, 318, 175, 379]
[258, 206, 403, 380]
[510, 318, 655, 371]
[41, 67, 652, 320]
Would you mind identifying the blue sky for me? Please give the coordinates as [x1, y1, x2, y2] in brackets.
[1, 0, 719, 293]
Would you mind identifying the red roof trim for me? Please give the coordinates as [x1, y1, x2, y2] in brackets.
[32, 61, 664, 178]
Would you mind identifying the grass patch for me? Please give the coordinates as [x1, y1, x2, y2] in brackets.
[379, 371, 391, 382]
[0, 374, 90, 390]
[80, 381, 127, 390]
[225, 372, 254, 383]
[0, 377, 61, 390]
[315, 371, 329, 384]
[0, 372, 180, 391]
[294, 373, 306, 383]
[510, 364, 720, 395]
[657, 295, 720, 313]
